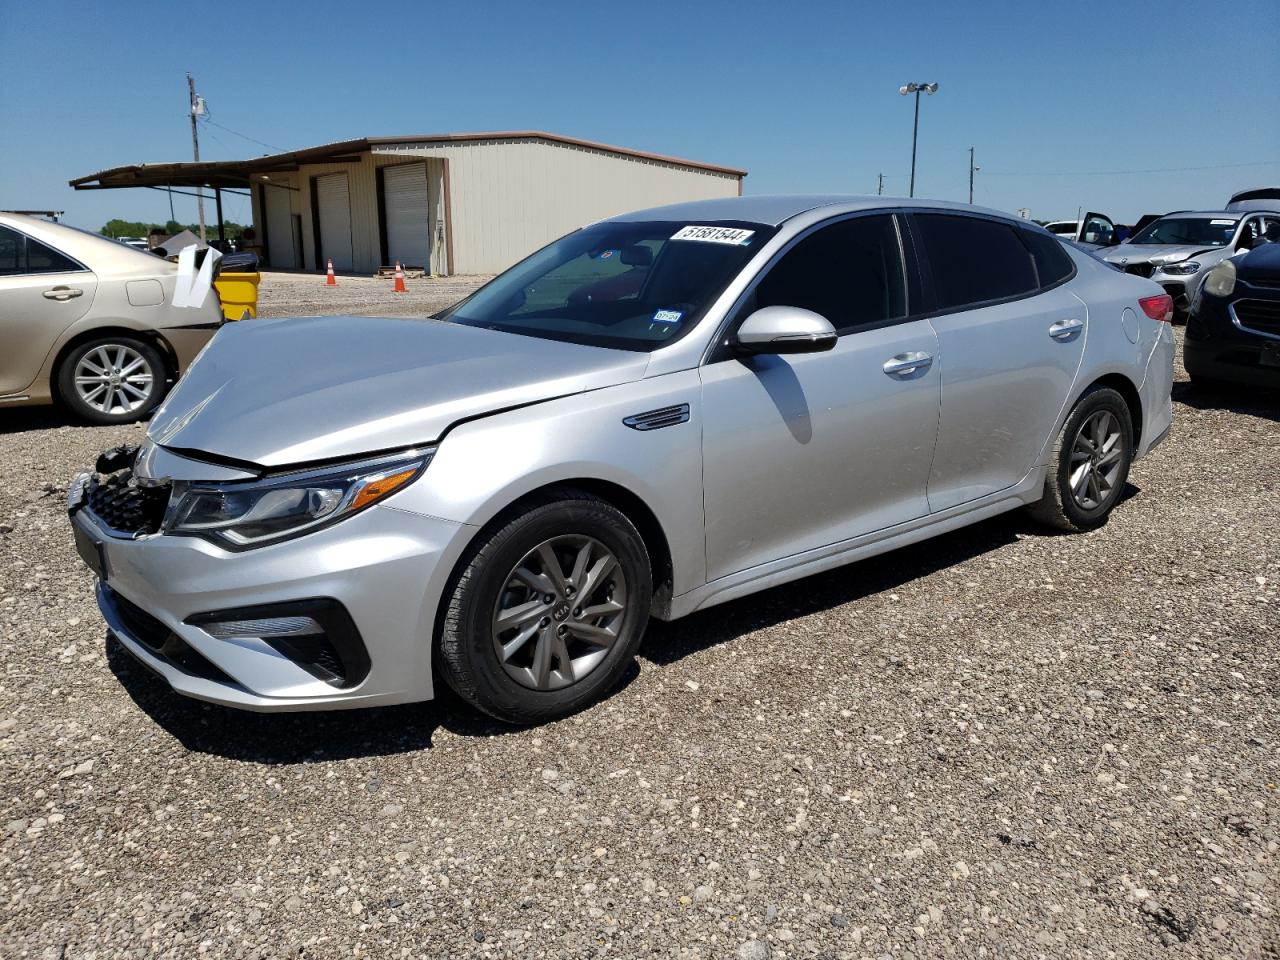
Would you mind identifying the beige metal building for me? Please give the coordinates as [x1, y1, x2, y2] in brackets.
[72, 132, 747, 276]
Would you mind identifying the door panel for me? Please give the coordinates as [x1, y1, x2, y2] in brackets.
[700, 320, 941, 581]
[264, 185, 297, 269]
[315, 173, 353, 271]
[925, 286, 1085, 511]
[0, 270, 97, 395]
[383, 163, 431, 269]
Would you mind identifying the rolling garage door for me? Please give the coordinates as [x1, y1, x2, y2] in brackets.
[264, 184, 297, 269]
[315, 172, 353, 271]
[383, 163, 431, 269]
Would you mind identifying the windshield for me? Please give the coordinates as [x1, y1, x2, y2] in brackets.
[1130, 216, 1238, 246]
[439, 220, 775, 351]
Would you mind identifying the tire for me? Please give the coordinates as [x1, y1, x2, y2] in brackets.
[57, 336, 168, 425]
[1027, 385, 1134, 532]
[438, 491, 652, 725]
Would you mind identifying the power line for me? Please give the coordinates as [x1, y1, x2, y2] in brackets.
[201, 118, 283, 153]
[981, 158, 1280, 178]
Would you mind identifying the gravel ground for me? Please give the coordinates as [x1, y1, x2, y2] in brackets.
[1, 324, 1276, 959]
[256, 270, 491, 319]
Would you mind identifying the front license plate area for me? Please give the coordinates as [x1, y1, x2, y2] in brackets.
[1260, 342, 1280, 368]
[73, 524, 109, 581]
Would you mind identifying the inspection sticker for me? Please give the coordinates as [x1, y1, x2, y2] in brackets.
[652, 309, 683, 324]
[670, 225, 755, 245]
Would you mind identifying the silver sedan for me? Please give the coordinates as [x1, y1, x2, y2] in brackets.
[68, 196, 1175, 724]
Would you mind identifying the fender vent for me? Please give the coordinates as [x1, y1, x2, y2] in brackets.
[623, 404, 690, 431]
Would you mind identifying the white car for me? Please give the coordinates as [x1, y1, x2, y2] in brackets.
[0, 213, 225, 423]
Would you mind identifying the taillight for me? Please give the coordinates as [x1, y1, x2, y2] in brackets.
[1139, 294, 1173, 323]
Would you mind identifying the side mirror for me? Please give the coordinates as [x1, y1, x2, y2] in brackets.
[733, 306, 838, 356]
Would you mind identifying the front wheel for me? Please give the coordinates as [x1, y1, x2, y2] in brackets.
[438, 492, 652, 724]
[1027, 385, 1134, 532]
[56, 336, 168, 425]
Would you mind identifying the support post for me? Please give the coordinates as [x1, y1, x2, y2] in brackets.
[215, 186, 225, 245]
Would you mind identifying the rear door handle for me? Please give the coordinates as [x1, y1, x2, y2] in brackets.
[1049, 318, 1084, 341]
[882, 352, 933, 377]
[43, 286, 83, 301]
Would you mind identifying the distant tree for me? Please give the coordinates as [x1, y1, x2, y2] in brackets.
[103, 218, 248, 240]
[102, 219, 158, 238]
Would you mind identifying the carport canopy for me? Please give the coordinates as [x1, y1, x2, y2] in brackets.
[68, 139, 371, 243]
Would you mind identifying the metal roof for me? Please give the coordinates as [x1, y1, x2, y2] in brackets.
[69, 131, 747, 191]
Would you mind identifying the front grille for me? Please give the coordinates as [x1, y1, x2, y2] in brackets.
[1124, 263, 1155, 278]
[86, 470, 169, 536]
[105, 587, 237, 685]
[1233, 299, 1280, 336]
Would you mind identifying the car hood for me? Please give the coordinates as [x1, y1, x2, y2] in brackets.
[147, 315, 650, 468]
[1102, 244, 1219, 266]
[1238, 242, 1280, 281]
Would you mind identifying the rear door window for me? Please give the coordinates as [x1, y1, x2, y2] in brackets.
[0, 225, 83, 275]
[913, 213, 1038, 310]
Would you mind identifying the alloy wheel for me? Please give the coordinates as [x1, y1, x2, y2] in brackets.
[74, 344, 155, 415]
[1068, 409, 1125, 511]
[491, 535, 628, 691]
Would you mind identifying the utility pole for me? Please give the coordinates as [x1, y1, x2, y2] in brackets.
[968, 147, 975, 204]
[187, 72, 206, 243]
[877, 173, 884, 196]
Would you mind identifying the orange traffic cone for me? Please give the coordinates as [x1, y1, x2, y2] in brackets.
[393, 261, 407, 294]
[325, 257, 337, 286]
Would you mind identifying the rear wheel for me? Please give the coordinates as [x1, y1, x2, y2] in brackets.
[1027, 385, 1134, 532]
[57, 336, 167, 425]
[438, 492, 651, 724]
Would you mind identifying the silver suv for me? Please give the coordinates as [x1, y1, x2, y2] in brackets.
[68, 197, 1174, 724]
[1102, 209, 1279, 316]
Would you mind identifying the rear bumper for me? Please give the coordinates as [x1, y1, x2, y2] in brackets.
[1136, 322, 1176, 458]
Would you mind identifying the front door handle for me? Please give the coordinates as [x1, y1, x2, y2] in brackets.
[882, 352, 933, 377]
[1049, 318, 1084, 341]
[43, 286, 84, 302]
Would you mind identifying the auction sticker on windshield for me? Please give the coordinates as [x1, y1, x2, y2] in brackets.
[671, 225, 755, 245]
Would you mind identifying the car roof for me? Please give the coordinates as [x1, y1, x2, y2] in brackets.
[0, 211, 171, 272]
[1159, 210, 1244, 221]
[605, 194, 1028, 228]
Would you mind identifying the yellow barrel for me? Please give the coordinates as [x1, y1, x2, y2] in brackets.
[213, 271, 262, 321]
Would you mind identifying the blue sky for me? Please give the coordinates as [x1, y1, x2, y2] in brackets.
[2, 0, 1277, 230]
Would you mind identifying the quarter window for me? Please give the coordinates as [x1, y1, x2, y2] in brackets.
[1020, 228, 1075, 288]
[748, 215, 907, 334]
[913, 214, 1037, 310]
[0, 225, 82, 276]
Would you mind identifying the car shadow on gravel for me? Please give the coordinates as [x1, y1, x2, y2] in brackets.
[640, 499, 1135, 666]
[104, 494, 1133, 762]
[0, 406, 80, 435]
[104, 635, 537, 762]
[1172, 380, 1279, 421]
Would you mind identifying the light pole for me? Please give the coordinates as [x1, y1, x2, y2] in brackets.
[899, 82, 938, 198]
[969, 147, 980, 204]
